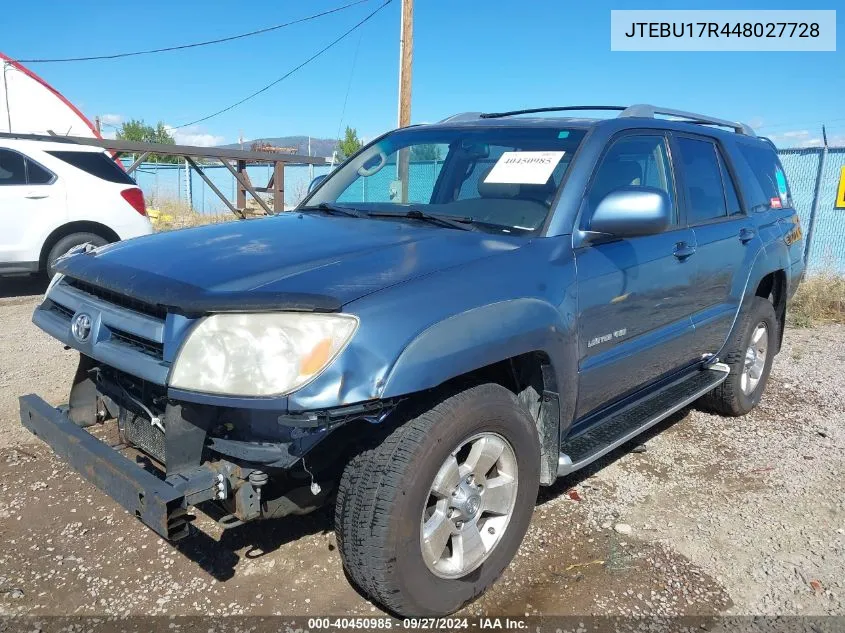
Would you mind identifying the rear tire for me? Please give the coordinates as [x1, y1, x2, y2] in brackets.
[701, 296, 777, 416]
[45, 232, 108, 279]
[335, 383, 540, 616]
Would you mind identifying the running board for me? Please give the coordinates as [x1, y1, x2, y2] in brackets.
[557, 366, 728, 477]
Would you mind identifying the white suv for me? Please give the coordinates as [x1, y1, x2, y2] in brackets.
[0, 138, 153, 278]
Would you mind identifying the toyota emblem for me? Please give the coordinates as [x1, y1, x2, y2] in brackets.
[71, 313, 93, 343]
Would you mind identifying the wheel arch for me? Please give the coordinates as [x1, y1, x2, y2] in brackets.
[754, 269, 787, 353]
[379, 298, 574, 485]
[379, 299, 573, 398]
[39, 221, 120, 270]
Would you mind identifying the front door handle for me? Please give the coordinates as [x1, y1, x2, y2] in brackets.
[25, 191, 49, 199]
[739, 228, 756, 243]
[673, 242, 696, 260]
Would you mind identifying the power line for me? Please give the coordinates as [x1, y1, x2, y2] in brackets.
[172, 0, 392, 130]
[11, 0, 373, 63]
[335, 29, 365, 144]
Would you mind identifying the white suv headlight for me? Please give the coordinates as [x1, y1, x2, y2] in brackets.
[169, 313, 358, 397]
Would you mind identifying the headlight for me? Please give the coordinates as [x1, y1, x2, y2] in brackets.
[169, 313, 358, 397]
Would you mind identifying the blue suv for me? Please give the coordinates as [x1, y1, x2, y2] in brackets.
[21, 105, 804, 616]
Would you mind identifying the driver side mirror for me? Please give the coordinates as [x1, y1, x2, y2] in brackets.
[307, 174, 327, 195]
[588, 186, 671, 238]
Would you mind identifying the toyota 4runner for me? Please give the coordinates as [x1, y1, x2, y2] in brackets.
[20, 104, 804, 616]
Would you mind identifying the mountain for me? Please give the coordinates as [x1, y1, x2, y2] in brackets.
[219, 136, 336, 158]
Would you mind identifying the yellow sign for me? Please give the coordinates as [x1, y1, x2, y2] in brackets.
[837, 165, 845, 209]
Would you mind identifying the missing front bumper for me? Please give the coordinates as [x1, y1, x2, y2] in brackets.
[19, 394, 197, 540]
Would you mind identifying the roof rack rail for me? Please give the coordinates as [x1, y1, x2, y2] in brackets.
[441, 104, 756, 136]
[438, 112, 484, 123]
[478, 106, 627, 119]
[619, 104, 756, 136]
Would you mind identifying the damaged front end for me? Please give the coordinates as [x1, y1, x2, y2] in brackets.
[21, 268, 396, 541]
[20, 355, 395, 540]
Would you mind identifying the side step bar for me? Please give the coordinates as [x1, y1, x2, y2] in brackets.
[557, 365, 728, 477]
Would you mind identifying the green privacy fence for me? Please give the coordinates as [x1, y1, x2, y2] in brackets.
[778, 147, 845, 273]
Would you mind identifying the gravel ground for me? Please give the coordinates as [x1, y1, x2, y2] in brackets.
[0, 277, 843, 618]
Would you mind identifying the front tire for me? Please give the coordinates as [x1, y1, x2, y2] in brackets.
[335, 383, 541, 616]
[45, 232, 108, 279]
[701, 296, 777, 416]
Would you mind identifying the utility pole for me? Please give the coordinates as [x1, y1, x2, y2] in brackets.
[397, 0, 413, 128]
[308, 136, 313, 182]
[94, 116, 101, 136]
[396, 0, 413, 202]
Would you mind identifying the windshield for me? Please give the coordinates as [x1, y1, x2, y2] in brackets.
[302, 126, 586, 234]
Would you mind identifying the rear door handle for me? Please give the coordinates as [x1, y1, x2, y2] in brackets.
[25, 191, 49, 199]
[739, 228, 756, 243]
[673, 242, 696, 260]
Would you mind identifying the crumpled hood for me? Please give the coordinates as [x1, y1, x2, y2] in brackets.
[56, 213, 524, 315]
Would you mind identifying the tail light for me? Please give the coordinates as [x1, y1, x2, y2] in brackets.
[121, 187, 147, 216]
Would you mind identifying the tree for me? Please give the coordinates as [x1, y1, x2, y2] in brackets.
[116, 119, 177, 163]
[410, 144, 442, 162]
[336, 126, 362, 159]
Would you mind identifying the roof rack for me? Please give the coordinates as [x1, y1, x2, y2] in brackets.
[438, 112, 484, 123]
[619, 104, 756, 136]
[479, 106, 627, 119]
[444, 104, 755, 136]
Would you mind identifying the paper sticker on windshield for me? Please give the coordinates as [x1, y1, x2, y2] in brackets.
[484, 151, 565, 185]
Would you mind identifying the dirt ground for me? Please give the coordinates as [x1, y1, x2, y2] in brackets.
[0, 276, 843, 619]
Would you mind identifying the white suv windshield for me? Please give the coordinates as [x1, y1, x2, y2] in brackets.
[303, 126, 586, 234]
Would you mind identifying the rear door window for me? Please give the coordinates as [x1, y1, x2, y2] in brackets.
[716, 150, 742, 216]
[0, 149, 27, 185]
[47, 150, 136, 185]
[676, 137, 727, 224]
[736, 142, 791, 211]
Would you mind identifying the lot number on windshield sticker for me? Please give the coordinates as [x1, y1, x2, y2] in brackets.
[484, 151, 565, 185]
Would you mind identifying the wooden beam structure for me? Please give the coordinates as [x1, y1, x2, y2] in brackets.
[184, 157, 243, 219]
[0, 131, 325, 164]
[222, 159, 273, 216]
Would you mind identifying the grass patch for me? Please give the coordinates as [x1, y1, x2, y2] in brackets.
[788, 272, 845, 327]
[147, 199, 236, 232]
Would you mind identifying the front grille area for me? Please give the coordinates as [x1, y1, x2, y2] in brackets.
[48, 300, 74, 320]
[38, 276, 173, 385]
[111, 328, 164, 359]
[64, 278, 168, 321]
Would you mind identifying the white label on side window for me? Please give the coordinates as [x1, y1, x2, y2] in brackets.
[483, 151, 565, 185]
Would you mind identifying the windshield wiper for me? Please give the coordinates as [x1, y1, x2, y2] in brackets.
[367, 209, 478, 232]
[299, 202, 368, 218]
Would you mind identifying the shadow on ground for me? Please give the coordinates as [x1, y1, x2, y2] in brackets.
[0, 275, 47, 299]
[175, 506, 334, 582]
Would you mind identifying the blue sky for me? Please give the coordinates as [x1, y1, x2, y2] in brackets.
[2, 0, 842, 149]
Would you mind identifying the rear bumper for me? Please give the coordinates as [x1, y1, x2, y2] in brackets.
[19, 394, 195, 540]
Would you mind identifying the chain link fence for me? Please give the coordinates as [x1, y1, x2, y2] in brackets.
[778, 147, 845, 273]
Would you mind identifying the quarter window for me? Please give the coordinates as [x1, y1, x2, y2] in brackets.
[736, 142, 792, 210]
[588, 134, 675, 224]
[0, 149, 27, 185]
[676, 137, 727, 224]
[26, 158, 54, 185]
[47, 150, 136, 185]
